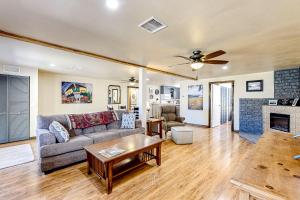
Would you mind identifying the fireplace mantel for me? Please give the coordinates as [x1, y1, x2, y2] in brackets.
[263, 105, 300, 135]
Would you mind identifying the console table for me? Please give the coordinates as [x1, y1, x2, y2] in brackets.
[231, 132, 300, 200]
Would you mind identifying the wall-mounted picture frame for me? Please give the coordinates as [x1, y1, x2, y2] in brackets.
[149, 88, 153, 95]
[188, 85, 203, 110]
[155, 89, 160, 95]
[61, 81, 93, 104]
[108, 85, 121, 104]
[246, 80, 263, 92]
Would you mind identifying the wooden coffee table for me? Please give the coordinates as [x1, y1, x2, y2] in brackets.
[84, 134, 163, 194]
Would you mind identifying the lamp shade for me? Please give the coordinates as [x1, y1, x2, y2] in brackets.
[191, 62, 204, 70]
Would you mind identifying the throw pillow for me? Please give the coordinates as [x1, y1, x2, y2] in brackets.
[49, 121, 70, 143]
[121, 113, 136, 129]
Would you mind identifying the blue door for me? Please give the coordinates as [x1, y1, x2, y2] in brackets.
[0, 75, 30, 143]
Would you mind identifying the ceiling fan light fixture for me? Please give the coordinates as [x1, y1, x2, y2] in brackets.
[106, 0, 119, 10]
[129, 82, 135, 86]
[191, 62, 204, 70]
[222, 65, 228, 70]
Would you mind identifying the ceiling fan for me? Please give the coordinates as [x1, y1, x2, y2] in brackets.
[121, 77, 139, 85]
[169, 50, 229, 70]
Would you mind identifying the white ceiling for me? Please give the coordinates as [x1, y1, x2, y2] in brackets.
[0, 0, 300, 80]
[0, 36, 182, 85]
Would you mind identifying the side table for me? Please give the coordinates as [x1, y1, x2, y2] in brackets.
[147, 118, 163, 139]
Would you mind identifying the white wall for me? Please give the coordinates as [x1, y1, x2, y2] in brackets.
[180, 71, 274, 131]
[0, 65, 38, 137]
[38, 71, 128, 115]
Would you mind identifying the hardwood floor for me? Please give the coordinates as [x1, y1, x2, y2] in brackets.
[0, 124, 254, 200]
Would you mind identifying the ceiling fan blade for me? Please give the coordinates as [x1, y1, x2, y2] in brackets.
[202, 60, 229, 64]
[174, 55, 192, 61]
[204, 50, 226, 59]
[168, 62, 190, 68]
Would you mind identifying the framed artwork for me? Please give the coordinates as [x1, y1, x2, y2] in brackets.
[188, 85, 203, 110]
[246, 80, 263, 92]
[130, 88, 138, 105]
[61, 81, 93, 104]
[108, 85, 121, 104]
[127, 86, 139, 109]
[149, 88, 153, 95]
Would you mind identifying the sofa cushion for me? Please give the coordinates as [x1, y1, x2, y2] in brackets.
[167, 121, 184, 128]
[167, 113, 177, 121]
[84, 128, 145, 143]
[94, 125, 107, 132]
[37, 115, 68, 129]
[84, 131, 121, 143]
[74, 128, 83, 136]
[161, 105, 176, 113]
[36, 129, 56, 147]
[117, 128, 145, 137]
[162, 113, 169, 121]
[82, 125, 107, 134]
[49, 121, 70, 143]
[121, 113, 136, 129]
[107, 120, 121, 129]
[114, 110, 129, 120]
[40, 135, 93, 158]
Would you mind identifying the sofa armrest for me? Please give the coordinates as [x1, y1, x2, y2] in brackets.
[135, 120, 142, 128]
[36, 129, 56, 147]
[176, 116, 185, 123]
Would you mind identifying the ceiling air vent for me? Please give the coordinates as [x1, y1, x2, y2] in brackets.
[138, 17, 167, 33]
[3, 65, 21, 73]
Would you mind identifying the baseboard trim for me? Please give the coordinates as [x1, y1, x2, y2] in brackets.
[185, 123, 209, 128]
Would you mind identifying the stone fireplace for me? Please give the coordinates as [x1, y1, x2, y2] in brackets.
[263, 105, 300, 135]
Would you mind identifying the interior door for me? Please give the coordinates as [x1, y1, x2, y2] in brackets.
[7, 76, 30, 142]
[211, 84, 221, 127]
[0, 75, 8, 143]
[220, 86, 228, 124]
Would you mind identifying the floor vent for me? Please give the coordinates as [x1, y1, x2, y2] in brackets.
[3, 65, 21, 73]
[138, 17, 167, 33]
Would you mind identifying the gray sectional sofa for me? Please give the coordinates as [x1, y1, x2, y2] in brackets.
[36, 111, 145, 172]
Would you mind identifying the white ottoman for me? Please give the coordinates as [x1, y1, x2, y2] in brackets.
[171, 126, 193, 144]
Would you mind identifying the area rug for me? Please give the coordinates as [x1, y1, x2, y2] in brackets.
[239, 132, 261, 144]
[0, 144, 34, 170]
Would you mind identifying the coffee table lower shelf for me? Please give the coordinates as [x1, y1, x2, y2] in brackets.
[86, 145, 161, 194]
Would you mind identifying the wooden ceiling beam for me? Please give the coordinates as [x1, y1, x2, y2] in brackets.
[0, 29, 197, 80]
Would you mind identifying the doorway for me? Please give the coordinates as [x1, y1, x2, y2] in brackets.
[0, 74, 30, 143]
[209, 81, 234, 131]
[127, 86, 139, 118]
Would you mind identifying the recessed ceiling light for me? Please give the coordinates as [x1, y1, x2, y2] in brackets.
[50, 63, 56, 67]
[106, 0, 119, 10]
[222, 65, 228, 70]
[146, 78, 150, 81]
